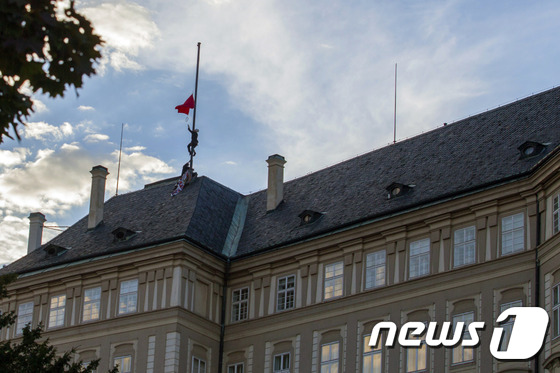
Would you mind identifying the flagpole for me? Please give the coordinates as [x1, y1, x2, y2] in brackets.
[190, 42, 201, 169]
[393, 63, 397, 144]
[116, 123, 124, 196]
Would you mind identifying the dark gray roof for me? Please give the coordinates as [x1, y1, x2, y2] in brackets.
[2, 86, 560, 274]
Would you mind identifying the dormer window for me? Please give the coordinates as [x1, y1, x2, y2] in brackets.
[298, 210, 323, 225]
[518, 141, 546, 159]
[386, 183, 414, 199]
[111, 227, 137, 242]
[43, 244, 67, 257]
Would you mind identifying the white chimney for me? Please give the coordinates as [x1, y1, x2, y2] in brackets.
[27, 212, 46, 254]
[266, 154, 286, 211]
[88, 165, 109, 229]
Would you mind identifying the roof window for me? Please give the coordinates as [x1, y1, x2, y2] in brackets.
[386, 182, 414, 199]
[518, 141, 546, 159]
[111, 227, 137, 242]
[43, 244, 67, 257]
[298, 210, 323, 225]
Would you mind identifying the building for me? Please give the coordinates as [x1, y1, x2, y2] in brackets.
[2, 87, 560, 373]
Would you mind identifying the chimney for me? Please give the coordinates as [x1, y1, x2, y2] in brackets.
[266, 154, 286, 211]
[88, 165, 109, 229]
[27, 212, 46, 254]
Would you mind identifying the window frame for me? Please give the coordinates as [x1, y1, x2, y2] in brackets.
[451, 312, 474, 365]
[363, 334, 382, 373]
[113, 355, 132, 373]
[553, 194, 560, 235]
[227, 362, 244, 373]
[498, 300, 523, 350]
[118, 279, 138, 315]
[231, 287, 249, 322]
[553, 283, 560, 340]
[453, 226, 476, 268]
[192, 356, 207, 373]
[83, 286, 101, 322]
[406, 325, 427, 373]
[48, 294, 66, 329]
[409, 238, 430, 279]
[277, 275, 296, 312]
[324, 261, 344, 300]
[273, 352, 291, 373]
[320, 341, 339, 373]
[501, 213, 525, 256]
[16, 301, 34, 335]
[365, 250, 386, 289]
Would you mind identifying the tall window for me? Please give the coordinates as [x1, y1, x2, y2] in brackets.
[118, 279, 138, 315]
[113, 355, 132, 373]
[48, 294, 66, 328]
[501, 213, 524, 255]
[409, 239, 430, 279]
[324, 262, 343, 300]
[365, 250, 386, 289]
[232, 287, 249, 322]
[83, 287, 101, 322]
[273, 352, 290, 373]
[454, 226, 476, 268]
[228, 363, 244, 373]
[553, 284, 560, 339]
[554, 195, 560, 235]
[277, 275, 295, 311]
[363, 334, 382, 373]
[320, 342, 339, 373]
[452, 312, 474, 364]
[192, 357, 206, 373]
[406, 323, 427, 372]
[499, 300, 523, 350]
[16, 301, 33, 335]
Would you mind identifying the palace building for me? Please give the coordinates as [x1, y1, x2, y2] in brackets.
[2, 87, 560, 373]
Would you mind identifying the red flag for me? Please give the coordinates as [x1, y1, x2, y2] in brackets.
[175, 94, 195, 115]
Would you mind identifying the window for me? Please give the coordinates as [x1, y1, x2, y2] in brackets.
[320, 342, 339, 373]
[406, 327, 427, 372]
[83, 287, 101, 322]
[365, 250, 386, 289]
[553, 284, 560, 339]
[228, 363, 244, 373]
[273, 352, 290, 373]
[118, 279, 138, 315]
[363, 334, 382, 373]
[192, 357, 206, 373]
[452, 312, 474, 364]
[454, 226, 476, 268]
[501, 213, 524, 255]
[81, 362, 96, 373]
[113, 355, 132, 373]
[232, 287, 249, 322]
[277, 275, 295, 311]
[324, 262, 343, 300]
[553, 195, 560, 235]
[409, 238, 430, 279]
[499, 300, 522, 350]
[16, 301, 33, 335]
[48, 294, 66, 328]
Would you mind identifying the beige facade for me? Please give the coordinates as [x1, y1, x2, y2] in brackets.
[2, 88, 560, 373]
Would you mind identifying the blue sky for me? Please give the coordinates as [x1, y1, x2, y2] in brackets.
[1, 0, 560, 264]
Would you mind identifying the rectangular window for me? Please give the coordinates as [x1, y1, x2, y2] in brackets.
[499, 300, 523, 350]
[554, 195, 560, 235]
[16, 301, 33, 335]
[320, 342, 339, 373]
[453, 226, 476, 268]
[192, 357, 206, 373]
[227, 363, 244, 373]
[452, 312, 474, 364]
[365, 250, 386, 289]
[113, 355, 131, 373]
[409, 238, 430, 279]
[406, 328, 427, 372]
[48, 294, 66, 329]
[232, 287, 249, 322]
[501, 213, 524, 255]
[277, 275, 295, 311]
[553, 284, 560, 339]
[118, 279, 138, 315]
[273, 352, 290, 373]
[363, 334, 382, 373]
[324, 262, 343, 300]
[83, 287, 101, 322]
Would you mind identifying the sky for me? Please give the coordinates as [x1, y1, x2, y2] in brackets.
[1, 0, 560, 265]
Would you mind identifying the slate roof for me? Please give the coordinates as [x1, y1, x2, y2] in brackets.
[2, 86, 560, 274]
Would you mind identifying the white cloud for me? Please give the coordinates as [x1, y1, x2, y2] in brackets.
[78, 105, 95, 111]
[23, 121, 74, 141]
[0, 148, 30, 167]
[224, 161, 237, 166]
[124, 146, 146, 152]
[84, 133, 110, 142]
